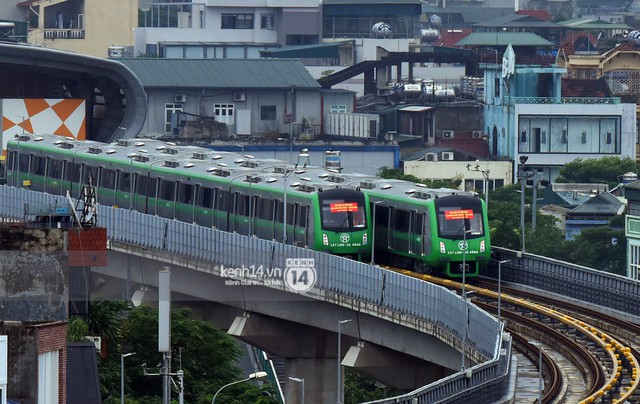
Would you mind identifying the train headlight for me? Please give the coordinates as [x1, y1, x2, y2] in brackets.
[440, 242, 445, 253]
[323, 234, 329, 246]
[480, 240, 485, 252]
[362, 233, 368, 245]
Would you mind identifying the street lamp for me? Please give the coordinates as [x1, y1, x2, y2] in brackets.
[211, 371, 268, 404]
[282, 168, 293, 244]
[529, 340, 543, 403]
[519, 155, 529, 252]
[337, 319, 352, 404]
[497, 259, 510, 325]
[467, 164, 491, 209]
[121, 352, 136, 404]
[288, 377, 305, 404]
[371, 200, 387, 265]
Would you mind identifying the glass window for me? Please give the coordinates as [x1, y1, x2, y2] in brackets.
[214, 104, 235, 125]
[165, 46, 184, 58]
[221, 14, 254, 29]
[198, 187, 215, 208]
[436, 203, 484, 238]
[159, 179, 175, 201]
[395, 209, 410, 232]
[185, 46, 204, 59]
[260, 13, 276, 29]
[217, 190, 229, 211]
[259, 199, 274, 220]
[119, 171, 131, 192]
[65, 162, 81, 182]
[320, 199, 366, 230]
[31, 156, 46, 176]
[330, 105, 347, 113]
[236, 194, 249, 216]
[83, 165, 98, 186]
[165, 103, 183, 133]
[178, 182, 194, 204]
[48, 159, 63, 179]
[261, 105, 276, 121]
[100, 168, 116, 189]
[18, 154, 29, 173]
[226, 47, 244, 58]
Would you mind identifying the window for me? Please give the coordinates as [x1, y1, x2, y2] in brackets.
[260, 13, 276, 30]
[83, 166, 98, 186]
[259, 199, 274, 220]
[261, 105, 277, 121]
[100, 168, 116, 189]
[286, 35, 318, 45]
[165, 103, 183, 133]
[198, 187, 215, 208]
[330, 105, 347, 113]
[65, 162, 81, 182]
[494, 77, 500, 97]
[38, 350, 59, 404]
[118, 171, 131, 192]
[214, 104, 235, 125]
[221, 14, 253, 29]
[48, 159, 63, 179]
[159, 179, 176, 201]
[31, 156, 46, 176]
[178, 182, 194, 204]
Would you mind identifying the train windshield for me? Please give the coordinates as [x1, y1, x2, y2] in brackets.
[435, 198, 484, 238]
[320, 198, 367, 230]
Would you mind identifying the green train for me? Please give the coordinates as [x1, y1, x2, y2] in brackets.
[338, 176, 491, 278]
[5, 134, 372, 260]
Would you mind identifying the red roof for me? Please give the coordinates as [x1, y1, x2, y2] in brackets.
[436, 28, 472, 47]
[516, 10, 552, 21]
[561, 78, 612, 98]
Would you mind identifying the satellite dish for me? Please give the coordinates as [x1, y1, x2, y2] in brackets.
[628, 30, 640, 46]
[371, 22, 392, 38]
[429, 14, 442, 28]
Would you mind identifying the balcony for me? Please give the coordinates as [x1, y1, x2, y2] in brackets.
[43, 28, 85, 40]
[505, 96, 620, 105]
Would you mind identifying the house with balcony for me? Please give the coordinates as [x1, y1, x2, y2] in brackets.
[23, 0, 136, 57]
[468, 33, 637, 184]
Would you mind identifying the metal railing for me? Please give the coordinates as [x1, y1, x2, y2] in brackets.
[504, 96, 621, 105]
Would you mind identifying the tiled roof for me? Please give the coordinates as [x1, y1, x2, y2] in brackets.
[117, 58, 321, 89]
[561, 78, 612, 98]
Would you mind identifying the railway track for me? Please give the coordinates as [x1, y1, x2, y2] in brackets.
[386, 268, 640, 403]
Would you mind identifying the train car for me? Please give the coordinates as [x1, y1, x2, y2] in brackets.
[322, 173, 490, 278]
[4, 134, 372, 260]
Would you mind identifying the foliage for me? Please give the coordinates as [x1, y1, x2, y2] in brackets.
[67, 316, 89, 342]
[93, 304, 277, 404]
[88, 300, 130, 351]
[555, 156, 637, 188]
[487, 183, 626, 274]
[344, 369, 401, 403]
[378, 167, 462, 189]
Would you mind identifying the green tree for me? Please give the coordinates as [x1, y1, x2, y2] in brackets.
[555, 156, 637, 188]
[67, 316, 89, 342]
[564, 226, 626, 275]
[95, 304, 277, 404]
[378, 167, 462, 189]
[345, 369, 401, 403]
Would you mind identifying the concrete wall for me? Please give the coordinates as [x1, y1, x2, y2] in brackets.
[0, 228, 67, 321]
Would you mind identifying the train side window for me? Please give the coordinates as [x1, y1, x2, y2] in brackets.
[6, 152, 14, 172]
[100, 168, 116, 189]
[65, 162, 81, 182]
[198, 187, 214, 208]
[18, 153, 30, 173]
[259, 199, 274, 220]
[217, 190, 229, 211]
[374, 204, 390, 226]
[286, 203, 295, 225]
[137, 175, 148, 196]
[395, 209, 411, 232]
[118, 171, 131, 192]
[83, 165, 98, 186]
[178, 182, 194, 204]
[159, 179, 176, 201]
[48, 159, 63, 179]
[297, 205, 308, 228]
[31, 155, 46, 176]
[236, 194, 249, 216]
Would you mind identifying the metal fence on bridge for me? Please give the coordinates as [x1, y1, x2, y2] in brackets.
[0, 186, 509, 403]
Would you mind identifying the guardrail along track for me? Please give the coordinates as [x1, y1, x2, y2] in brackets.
[387, 268, 640, 403]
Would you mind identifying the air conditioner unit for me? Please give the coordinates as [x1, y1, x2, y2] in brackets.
[174, 94, 186, 103]
[425, 152, 437, 161]
[443, 130, 454, 139]
[472, 130, 482, 139]
[233, 92, 246, 102]
[441, 152, 454, 161]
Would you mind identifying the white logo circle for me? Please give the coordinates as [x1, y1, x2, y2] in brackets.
[340, 233, 350, 243]
[284, 266, 317, 293]
[458, 240, 468, 251]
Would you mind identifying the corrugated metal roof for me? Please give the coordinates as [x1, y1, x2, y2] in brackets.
[117, 58, 321, 89]
[558, 18, 630, 30]
[456, 32, 553, 47]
